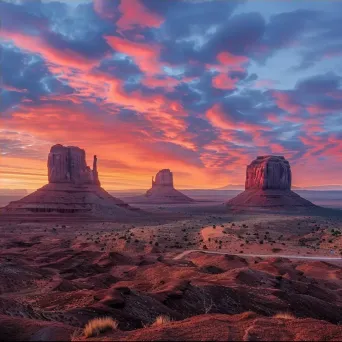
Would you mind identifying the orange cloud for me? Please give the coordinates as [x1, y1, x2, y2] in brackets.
[104, 35, 161, 74]
[208, 51, 248, 90]
[206, 104, 270, 132]
[1, 31, 98, 71]
[1, 101, 208, 189]
[141, 76, 180, 90]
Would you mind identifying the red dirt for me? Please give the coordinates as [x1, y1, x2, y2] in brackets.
[0, 210, 342, 341]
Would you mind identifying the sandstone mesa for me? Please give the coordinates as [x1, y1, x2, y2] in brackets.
[3, 144, 138, 216]
[227, 156, 315, 208]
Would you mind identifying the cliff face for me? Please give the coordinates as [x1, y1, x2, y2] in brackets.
[47, 144, 100, 186]
[152, 169, 174, 187]
[245, 156, 291, 190]
[4, 144, 141, 216]
[227, 155, 315, 208]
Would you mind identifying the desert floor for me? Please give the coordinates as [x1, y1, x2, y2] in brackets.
[0, 203, 342, 341]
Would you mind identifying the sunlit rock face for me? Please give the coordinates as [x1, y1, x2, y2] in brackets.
[152, 169, 174, 187]
[245, 156, 291, 190]
[48, 144, 100, 186]
[227, 155, 315, 209]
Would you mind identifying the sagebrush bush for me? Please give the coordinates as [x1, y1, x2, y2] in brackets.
[152, 315, 171, 326]
[83, 317, 118, 337]
[273, 312, 296, 320]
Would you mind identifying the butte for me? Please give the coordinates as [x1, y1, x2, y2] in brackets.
[227, 155, 315, 209]
[142, 169, 194, 203]
[2, 144, 140, 217]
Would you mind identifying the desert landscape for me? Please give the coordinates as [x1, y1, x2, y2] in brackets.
[2, 0, 342, 340]
[0, 146, 341, 341]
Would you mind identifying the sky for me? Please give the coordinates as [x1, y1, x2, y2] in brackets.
[0, 0, 342, 190]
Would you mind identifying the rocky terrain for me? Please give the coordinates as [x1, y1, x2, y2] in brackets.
[0, 206, 341, 341]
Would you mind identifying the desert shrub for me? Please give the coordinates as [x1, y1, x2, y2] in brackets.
[273, 312, 296, 320]
[83, 317, 118, 338]
[152, 315, 171, 326]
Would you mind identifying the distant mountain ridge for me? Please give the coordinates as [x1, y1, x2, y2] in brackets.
[216, 184, 244, 190]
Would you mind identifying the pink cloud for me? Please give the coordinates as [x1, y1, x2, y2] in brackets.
[254, 79, 277, 88]
[217, 52, 248, 66]
[104, 35, 162, 74]
[116, 0, 164, 32]
[1, 31, 99, 71]
[206, 104, 270, 132]
[273, 91, 301, 114]
[212, 73, 238, 90]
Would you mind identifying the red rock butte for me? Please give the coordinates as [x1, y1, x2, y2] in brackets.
[144, 169, 194, 203]
[227, 156, 315, 208]
[2, 144, 139, 216]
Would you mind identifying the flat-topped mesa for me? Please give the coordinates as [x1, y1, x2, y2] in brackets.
[227, 155, 315, 208]
[3, 144, 141, 216]
[245, 155, 291, 190]
[152, 169, 174, 188]
[48, 144, 100, 186]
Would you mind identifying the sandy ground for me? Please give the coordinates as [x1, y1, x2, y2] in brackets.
[0, 202, 342, 340]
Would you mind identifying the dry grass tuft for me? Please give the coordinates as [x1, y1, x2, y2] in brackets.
[152, 315, 172, 327]
[83, 317, 118, 338]
[273, 312, 296, 320]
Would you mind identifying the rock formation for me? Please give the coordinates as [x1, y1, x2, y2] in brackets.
[245, 156, 291, 190]
[47, 144, 100, 185]
[227, 156, 315, 208]
[152, 169, 174, 187]
[142, 169, 194, 203]
[3, 144, 140, 217]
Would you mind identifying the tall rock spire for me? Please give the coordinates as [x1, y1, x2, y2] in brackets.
[93, 155, 100, 186]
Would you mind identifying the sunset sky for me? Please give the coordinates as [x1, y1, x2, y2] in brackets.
[1, 0, 342, 190]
